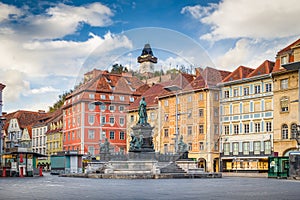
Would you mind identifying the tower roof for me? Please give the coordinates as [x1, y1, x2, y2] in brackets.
[137, 43, 157, 64]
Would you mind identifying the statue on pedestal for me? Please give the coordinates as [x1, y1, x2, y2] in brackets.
[138, 97, 148, 125]
[177, 135, 188, 153]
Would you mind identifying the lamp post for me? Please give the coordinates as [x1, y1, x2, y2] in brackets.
[91, 101, 105, 154]
[282, 62, 300, 150]
[164, 85, 182, 153]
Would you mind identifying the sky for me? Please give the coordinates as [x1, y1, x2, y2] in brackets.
[0, 0, 300, 113]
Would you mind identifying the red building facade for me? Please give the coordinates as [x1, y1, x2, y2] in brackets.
[62, 70, 148, 155]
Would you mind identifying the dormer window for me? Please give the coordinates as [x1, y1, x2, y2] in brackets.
[281, 55, 288, 65]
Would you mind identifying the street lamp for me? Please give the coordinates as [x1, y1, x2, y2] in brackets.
[282, 61, 300, 150]
[91, 101, 105, 154]
[164, 85, 182, 153]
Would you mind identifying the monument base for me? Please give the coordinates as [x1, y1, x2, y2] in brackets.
[105, 160, 159, 175]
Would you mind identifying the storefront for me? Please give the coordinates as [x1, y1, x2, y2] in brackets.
[1, 148, 47, 177]
[221, 157, 269, 172]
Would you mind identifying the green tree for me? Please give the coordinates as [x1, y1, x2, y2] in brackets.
[111, 63, 128, 74]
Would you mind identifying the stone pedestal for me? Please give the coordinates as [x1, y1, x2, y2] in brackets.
[129, 124, 154, 153]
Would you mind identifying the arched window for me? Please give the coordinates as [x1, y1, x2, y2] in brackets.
[282, 124, 288, 139]
[291, 123, 298, 139]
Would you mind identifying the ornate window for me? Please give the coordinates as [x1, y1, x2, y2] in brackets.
[291, 123, 297, 139]
[280, 79, 288, 90]
[233, 142, 239, 155]
[282, 124, 288, 139]
[233, 88, 239, 97]
[233, 124, 239, 134]
[255, 122, 261, 133]
[265, 83, 272, 92]
[244, 124, 250, 134]
[280, 97, 289, 112]
[119, 131, 125, 140]
[199, 125, 204, 134]
[243, 142, 250, 155]
[88, 115, 95, 125]
[244, 87, 249, 96]
[224, 125, 229, 135]
[254, 141, 261, 155]
[164, 129, 169, 137]
[109, 131, 115, 139]
[264, 141, 271, 154]
[223, 143, 230, 155]
[224, 90, 229, 98]
[266, 121, 272, 132]
[254, 85, 261, 94]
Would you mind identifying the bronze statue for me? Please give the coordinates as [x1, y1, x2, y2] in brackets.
[178, 135, 188, 153]
[138, 97, 148, 125]
[129, 135, 144, 151]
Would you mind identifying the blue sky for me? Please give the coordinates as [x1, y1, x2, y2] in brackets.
[0, 0, 299, 112]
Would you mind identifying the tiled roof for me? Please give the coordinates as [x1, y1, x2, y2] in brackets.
[158, 72, 195, 97]
[3, 110, 47, 130]
[277, 38, 300, 55]
[273, 39, 300, 72]
[68, 70, 148, 99]
[247, 60, 275, 78]
[45, 109, 63, 134]
[129, 84, 168, 110]
[222, 66, 254, 82]
[190, 67, 231, 90]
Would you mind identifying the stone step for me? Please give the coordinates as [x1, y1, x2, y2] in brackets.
[160, 162, 186, 174]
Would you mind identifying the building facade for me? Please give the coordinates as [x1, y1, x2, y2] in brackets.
[63, 69, 148, 156]
[158, 68, 229, 172]
[32, 113, 51, 155]
[219, 61, 275, 172]
[46, 109, 63, 157]
[3, 110, 46, 152]
[272, 39, 300, 156]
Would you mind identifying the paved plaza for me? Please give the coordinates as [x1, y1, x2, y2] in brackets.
[0, 173, 299, 200]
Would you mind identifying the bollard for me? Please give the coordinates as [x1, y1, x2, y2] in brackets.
[2, 167, 6, 177]
[39, 166, 43, 176]
[20, 167, 24, 177]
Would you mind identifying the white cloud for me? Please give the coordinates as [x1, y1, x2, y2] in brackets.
[181, 4, 216, 19]
[182, 0, 300, 70]
[12, 2, 113, 40]
[216, 38, 252, 68]
[0, 2, 134, 112]
[28, 86, 60, 95]
[215, 37, 299, 70]
[0, 2, 23, 22]
[182, 0, 300, 41]
[0, 69, 30, 103]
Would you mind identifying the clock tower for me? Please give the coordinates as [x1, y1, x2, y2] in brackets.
[137, 44, 157, 74]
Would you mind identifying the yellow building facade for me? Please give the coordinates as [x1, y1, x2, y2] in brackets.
[219, 62, 274, 173]
[272, 39, 300, 156]
[158, 70, 225, 172]
[46, 111, 64, 157]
